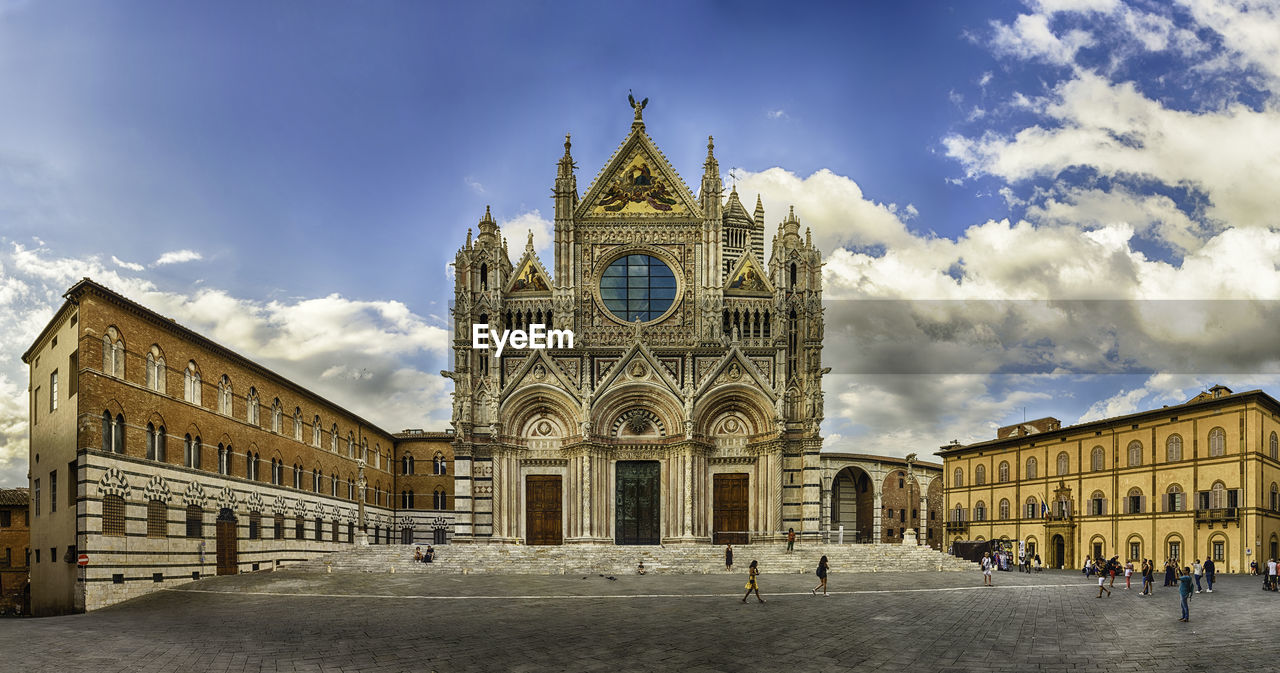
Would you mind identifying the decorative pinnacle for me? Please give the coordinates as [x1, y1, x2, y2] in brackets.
[526, 229, 535, 251]
[564, 133, 572, 154]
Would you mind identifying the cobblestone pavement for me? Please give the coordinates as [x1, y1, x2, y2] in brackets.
[3, 568, 1276, 672]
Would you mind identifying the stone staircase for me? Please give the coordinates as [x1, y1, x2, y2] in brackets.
[293, 542, 977, 576]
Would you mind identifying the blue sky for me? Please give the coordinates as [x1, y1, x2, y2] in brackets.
[2, 0, 1279, 486]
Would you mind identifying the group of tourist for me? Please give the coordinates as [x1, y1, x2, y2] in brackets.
[413, 546, 435, 563]
[1079, 554, 1214, 622]
[1249, 558, 1280, 591]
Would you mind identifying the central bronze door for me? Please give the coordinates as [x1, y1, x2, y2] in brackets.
[525, 475, 563, 545]
[713, 474, 749, 545]
[615, 461, 660, 545]
[215, 507, 238, 575]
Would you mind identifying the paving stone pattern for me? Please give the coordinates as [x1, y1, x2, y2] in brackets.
[2, 567, 1275, 672]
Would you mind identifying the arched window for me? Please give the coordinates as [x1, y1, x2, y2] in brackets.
[974, 501, 987, 521]
[1126, 487, 1143, 514]
[348, 478, 355, 500]
[313, 416, 322, 447]
[1091, 446, 1105, 471]
[186, 505, 203, 538]
[480, 263, 488, 290]
[1127, 440, 1142, 467]
[1210, 481, 1226, 509]
[953, 468, 963, 488]
[403, 454, 415, 475]
[102, 326, 124, 378]
[218, 375, 232, 415]
[293, 463, 302, 489]
[1271, 482, 1279, 511]
[361, 439, 368, 463]
[331, 472, 338, 497]
[953, 504, 964, 522]
[1209, 427, 1226, 457]
[146, 423, 166, 461]
[1025, 456, 1038, 480]
[331, 424, 339, 453]
[312, 468, 321, 493]
[347, 432, 355, 458]
[434, 488, 446, 510]
[1025, 496, 1039, 519]
[183, 434, 196, 468]
[975, 465, 986, 485]
[183, 361, 201, 405]
[247, 388, 260, 425]
[1271, 432, 1279, 460]
[102, 411, 125, 454]
[998, 498, 1010, 520]
[271, 399, 282, 433]
[1090, 490, 1106, 516]
[1166, 434, 1182, 462]
[1056, 452, 1069, 476]
[146, 346, 165, 393]
[434, 452, 446, 476]
[998, 461, 1010, 483]
[294, 408, 303, 441]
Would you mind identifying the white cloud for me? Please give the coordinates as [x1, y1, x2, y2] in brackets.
[154, 249, 203, 265]
[990, 13, 1095, 65]
[111, 255, 144, 271]
[501, 209, 554, 268]
[766, 109, 788, 120]
[465, 176, 485, 194]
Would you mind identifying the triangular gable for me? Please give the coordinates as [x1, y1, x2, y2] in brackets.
[694, 345, 778, 402]
[724, 251, 775, 296]
[505, 254, 553, 294]
[499, 348, 581, 405]
[577, 129, 699, 218]
[594, 339, 684, 401]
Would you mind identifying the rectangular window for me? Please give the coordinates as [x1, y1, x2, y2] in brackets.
[102, 496, 126, 536]
[1228, 489, 1240, 509]
[1093, 542, 1103, 559]
[1128, 495, 1141, 513]
[67, 461, 76, 509]
[1091, 498, 1104, 516]
[2, 547, 9, 566]
[1169, 541, 1181, 561]
[1213, 542, 1224, 562]
[49, 471, 56, 514]
[275, 514, 285, 540]
[295, 516, 304, 541]
[34, 479, 40, 516]
[186, 507, 203, 538]
[1130, 542, 1141, 560]
[49, 370, 58, 412]
[147, 500, 167, 538]
[1197, 491, 1210, 510]
[315, 517, 323, 541]
[249, 512, 260, 540]
[68, 351, 78, 397]
[0, 510, 9, 527]
[32, 387, 38, 426]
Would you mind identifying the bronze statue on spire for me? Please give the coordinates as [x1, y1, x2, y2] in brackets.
[628, 90, 648, 122]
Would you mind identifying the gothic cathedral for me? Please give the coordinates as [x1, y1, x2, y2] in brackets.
[446, 103, 826, 545]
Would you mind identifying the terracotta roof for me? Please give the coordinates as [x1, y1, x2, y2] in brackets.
[0, 488, 30, 506]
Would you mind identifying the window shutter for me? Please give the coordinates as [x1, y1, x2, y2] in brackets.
[1140, 495, 1146, 513]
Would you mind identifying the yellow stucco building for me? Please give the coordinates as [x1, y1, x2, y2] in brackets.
[938, 386, 1280, 572]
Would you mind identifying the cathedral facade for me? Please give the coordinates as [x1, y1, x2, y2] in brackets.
[446, 104, 827, 545]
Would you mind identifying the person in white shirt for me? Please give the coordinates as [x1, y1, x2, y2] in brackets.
[981, 552, 993, 586]
[1193, 559, 1203, 593]
[1268, 559, 1277, 591]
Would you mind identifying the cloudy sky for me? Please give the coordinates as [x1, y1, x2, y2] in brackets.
[2, 0, 1279, 487]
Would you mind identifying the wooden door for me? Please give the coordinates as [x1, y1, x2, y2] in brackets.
[215, 508, 238, 575]
[615, 461, 661, 545]
[713, 474, 749, 545]
[525, 475, 563, 545]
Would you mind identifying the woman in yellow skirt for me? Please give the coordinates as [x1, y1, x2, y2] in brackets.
[741, 560, 765, 603]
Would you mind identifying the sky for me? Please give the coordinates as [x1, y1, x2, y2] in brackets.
[2, 0, 1280, 487]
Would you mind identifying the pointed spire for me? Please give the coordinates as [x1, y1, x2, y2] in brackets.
[466, 228, 472, 249]
[701, 135, 723, 219]
[476, 205, 499, 245]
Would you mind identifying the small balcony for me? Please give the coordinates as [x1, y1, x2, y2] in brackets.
[945, 521, 969, 533]
[1195, 508, 1238, 525]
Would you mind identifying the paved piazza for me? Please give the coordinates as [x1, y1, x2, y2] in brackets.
[3, 567, 1276, 672]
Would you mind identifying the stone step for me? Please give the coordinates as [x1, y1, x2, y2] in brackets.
[294, 543, 978, 576]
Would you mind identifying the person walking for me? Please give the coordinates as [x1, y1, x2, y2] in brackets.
[1083, 555, 1093, 577]
[1139, 559, 1152, 596]
[1034, 554, 1042, 572]
[1124, 561, 1133, 590]
[1269, 558, 1278, 591]
[787, 528, 796, 553]
[1204, 557, 1216, 593]
[1097, 563, 1112, 597]
[1193, 559, 1204, 593]
[981, 552, 993, 586]
[724, 544, 734, 572]
[1108, 557, 1119, 589]
[812, 555, 830, 596]
[1164, 559, 1176, 587]
[1178, 566, 1193, 622]
[742, 560, 765, 603]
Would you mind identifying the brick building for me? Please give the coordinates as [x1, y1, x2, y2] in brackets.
[0, 488, 30, 615]
[23, 279, 453, 616]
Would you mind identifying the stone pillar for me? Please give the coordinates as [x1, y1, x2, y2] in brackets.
[820, 471, 832, 542]
[453, 453, 475, 541]
[801, 439, 822, 541]
[918, 492, 930, 547]
[873, 485, 883, 543]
